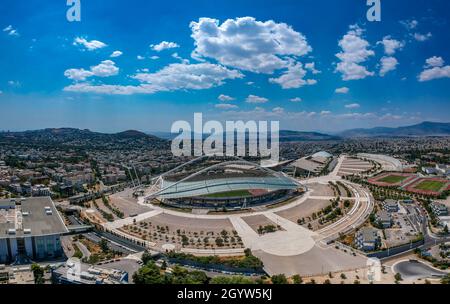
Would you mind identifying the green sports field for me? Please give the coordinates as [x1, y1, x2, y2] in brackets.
[203, 190, 252, 198]
[413, 180, 446, 192]
[378, 175, 407, 184]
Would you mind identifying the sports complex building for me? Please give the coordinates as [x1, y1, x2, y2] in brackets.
[146, 156, 304, 210]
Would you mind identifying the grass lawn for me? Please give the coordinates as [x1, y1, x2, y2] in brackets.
[378, 175, 407, 184]
[414, 180, 446, 192]
[203, 190, 252, 198]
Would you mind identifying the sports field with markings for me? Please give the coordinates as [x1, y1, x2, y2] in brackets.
[378, 175, 408, 184]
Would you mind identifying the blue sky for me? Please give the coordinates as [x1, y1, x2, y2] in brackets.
[0, 0, 449, 133]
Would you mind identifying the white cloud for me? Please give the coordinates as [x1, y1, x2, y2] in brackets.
[64, 62, 243, 95]
[335, 87, 349, 94]
[320, 110, 331, 116]
[90, 60, 119, 77]
[73, 37, 107, 51]
[272, 107, 284, 114]
[150, 56, 160, 60]
[64, 60, 119, 81]
[290, 97, 302, 103]
[172, 52, 190, 64]
[380, 113, 402, 121]
[335, 25, 375, 81]
[3, 25, 19, 37]
[110, 51, 123, 58]
[137, 55, 145, 60]
[64, 69, 94, 81]
[345, 103, 360, 109]
[413, 32, 432, 42]
[304, 62, 321, 74]
[269, 61, 316, 89]
[246, 95, 269, 104]
[379, 56, 398, 76]
[377, 36, 404, 55]
[190, 17, 312, 74]
[215, 103, 238, 109]
[400, 19, 418, 30]
[425, 56, 444, 68]
[151, 41, 180, 52]
[419, 57, 450, 82]
[218, 94, 235, 102]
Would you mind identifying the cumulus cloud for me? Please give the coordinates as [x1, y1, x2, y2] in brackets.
[151, 41, 179, 52]
[189, 17, 312, 74]
[335, 25, 375, 81]
[335, 87, 349, 94]
[218, 94, 235, 102]
[320, 110, 332, 116]
[379, 56, 398, 76]
[137, 55, 145, 60]
[64, 60, 119, 81]
[419, 57, 450, 82]
[304, 62, 321, 74]
[215, 103, 238, 109]
[413, 32, 432, 42]
[269, 61, 316, 89]
[110, 51, 123, 58]
[3, 25, 19, 36]
[425, 56, 444, 68]
[64, 62, 243, 95]
[150, 56, 160, 60]
[73, 37, 107, 51]
[377, 36, 404, 55]
[246, 95, 269, 104]
[290, 97, 302, 103]
[345, 103, 360, 109]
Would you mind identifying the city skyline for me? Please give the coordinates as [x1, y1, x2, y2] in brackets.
[0, 0, 449, 133]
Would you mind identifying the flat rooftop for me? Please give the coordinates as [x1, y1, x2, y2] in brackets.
[0, 197, 68, 239]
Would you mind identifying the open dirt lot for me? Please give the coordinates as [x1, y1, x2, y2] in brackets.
[242, 214, 281, 233]
[275, 199, 332, 223]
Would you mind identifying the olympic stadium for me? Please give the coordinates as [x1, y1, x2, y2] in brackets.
[145, 156, 305, 210]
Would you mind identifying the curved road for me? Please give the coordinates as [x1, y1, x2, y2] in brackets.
[393, 260, 447, 280]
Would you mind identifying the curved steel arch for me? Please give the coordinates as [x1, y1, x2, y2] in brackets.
[145, 155, 303, 201]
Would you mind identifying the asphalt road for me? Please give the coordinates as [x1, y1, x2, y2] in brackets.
[393, 260, 447, 280]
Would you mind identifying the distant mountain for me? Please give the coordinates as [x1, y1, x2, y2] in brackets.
[277, 130, 341, 142]
[340, 122, 450, 138]
[115, 130, 151, 138]
[149, 130, 341, 142]
[0, 128, 168, 150]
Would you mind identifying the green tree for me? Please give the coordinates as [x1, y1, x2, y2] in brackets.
[99, 239, 109, 253]
[210, 276, 255, 284]
[271, 274, 288, 284]
[141, 250, 153, 265]
[31, 264, 45, 284]
[394, 273, 403, 282]
[292, 274, 303, 284]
